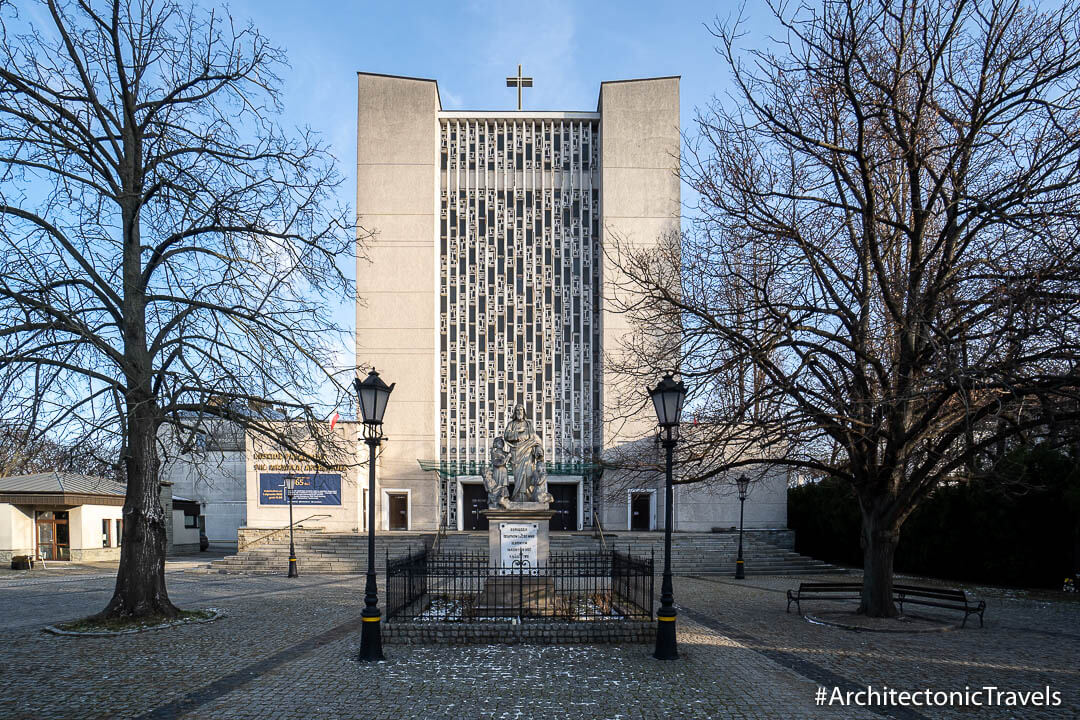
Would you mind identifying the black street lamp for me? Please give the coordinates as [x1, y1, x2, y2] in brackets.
[735, 474, 750, 580]
[285, 474, 299, 578]
[648, 372, 687, 661]
[354, 368, 394, 662]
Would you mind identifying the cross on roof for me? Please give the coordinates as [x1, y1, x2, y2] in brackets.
[505, 64, 533, 111]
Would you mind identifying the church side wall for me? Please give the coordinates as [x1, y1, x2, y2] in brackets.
[356, 73, 441, 531]
[673, 468, 789, 531]
[244, 424, 362, 533]
[599, 460, 789, 532]
[598, 77, 681, 450]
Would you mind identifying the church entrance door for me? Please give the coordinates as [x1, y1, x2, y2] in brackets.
[549, 483, 578, 531]
[630, 492, 652, 530]
[461, 484, 488, 531]
[388, 493, 409, 531]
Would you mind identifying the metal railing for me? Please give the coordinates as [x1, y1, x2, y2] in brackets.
[386, 549, 653, 622]
[592, 511, 609, 553]
[237, 513, 331, 552]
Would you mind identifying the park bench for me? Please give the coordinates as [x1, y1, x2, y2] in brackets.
[786, 581, 986, 627]
[893, 584, 985, 628]
[786, 582, 862, 615]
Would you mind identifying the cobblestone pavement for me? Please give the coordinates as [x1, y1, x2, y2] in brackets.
[676, 574, 1080, 720]
[0, 568, 1075, 719]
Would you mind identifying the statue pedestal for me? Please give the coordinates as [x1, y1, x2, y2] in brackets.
[478, 504, 555, 616]
[482, 504, 554, 571]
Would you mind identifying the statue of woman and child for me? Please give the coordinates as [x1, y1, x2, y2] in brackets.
[483, 403, 553, 508]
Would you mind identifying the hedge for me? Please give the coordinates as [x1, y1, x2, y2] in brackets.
[787, 445, 1080, 589]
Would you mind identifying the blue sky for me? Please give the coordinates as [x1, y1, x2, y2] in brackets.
[220, 0, 768, 370]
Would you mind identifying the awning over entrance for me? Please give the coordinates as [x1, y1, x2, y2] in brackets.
[417, 459, 600, 477]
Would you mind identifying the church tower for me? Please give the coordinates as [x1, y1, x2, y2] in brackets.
[355, 71, 680, 533]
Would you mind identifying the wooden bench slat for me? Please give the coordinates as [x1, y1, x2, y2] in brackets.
[787, 581, 985, 627]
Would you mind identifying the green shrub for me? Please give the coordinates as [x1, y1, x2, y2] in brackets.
[787, 446, 1080, 588]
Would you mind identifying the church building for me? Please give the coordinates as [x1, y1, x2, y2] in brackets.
[352, 70, 788, 534]
[165, 70, 789, 544]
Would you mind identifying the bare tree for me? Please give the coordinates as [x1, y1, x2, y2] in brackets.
[611, 0, 1080, 616]
[0, 0, 357, 619]
[0, 420, 118, 477]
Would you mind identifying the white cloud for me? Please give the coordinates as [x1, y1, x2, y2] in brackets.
[468, 0, 586, 111]
[441, 89, 464, 109]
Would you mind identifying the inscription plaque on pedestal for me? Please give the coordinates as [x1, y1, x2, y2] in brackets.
[499, 522, 538, 570]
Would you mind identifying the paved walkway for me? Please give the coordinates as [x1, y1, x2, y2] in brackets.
[676, 574, 1079, 720]
[0, 568, 1074, 719]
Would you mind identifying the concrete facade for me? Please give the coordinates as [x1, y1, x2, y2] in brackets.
[598, 78, 681, 447]
[355, 72, 441, 533]
[0, 503, 34, 562]
[243, 422, 365, 533]
[68, 504, 125, 561]
[168, 72, 786, 543]
[171, 509, 202, 553]
[598, 464, 789, 534]
[351, 71, 788, 534]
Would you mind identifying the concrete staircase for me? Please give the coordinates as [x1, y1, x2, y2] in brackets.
[596, 532, 839, 576]
[428, 531, 837, 576]
[206, 529, 839, 576]
[207, 529, 433, 574]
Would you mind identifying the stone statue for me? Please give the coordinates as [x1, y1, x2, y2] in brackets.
[502, 403, 551, 504]
[531, 444, 553, 504]
[483, 438, 511, 509]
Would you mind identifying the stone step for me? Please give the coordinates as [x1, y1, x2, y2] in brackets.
[211, 530, 841, 575]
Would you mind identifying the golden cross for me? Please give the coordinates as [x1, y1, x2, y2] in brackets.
[505, 64, 533, 111]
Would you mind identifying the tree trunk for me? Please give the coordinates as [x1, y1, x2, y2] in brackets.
[96, 403, 178, 620]
[858, 506, 900, 618]
[95, 131, 177, 620]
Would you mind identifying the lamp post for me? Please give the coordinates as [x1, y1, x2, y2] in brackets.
[354, 368, 394, 662]
[735, 474, 749, 580]
[285, 474, 299, 578]
[648, 372, 687, 661]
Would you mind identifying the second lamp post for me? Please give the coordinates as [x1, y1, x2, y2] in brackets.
[285, 473, 299, 578]
[354, 368, 395, 663]
[648, 373, 687, 661]
[735, 474, 749, 579]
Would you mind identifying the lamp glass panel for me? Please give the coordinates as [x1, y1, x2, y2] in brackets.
[373, 388, 389, 423]
[656, 390, 673, 425]
[651, 391, 667, 426]
[359, 386, 377, 423]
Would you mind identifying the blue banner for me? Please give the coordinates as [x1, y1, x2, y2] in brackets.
[259, 473, 342, 506]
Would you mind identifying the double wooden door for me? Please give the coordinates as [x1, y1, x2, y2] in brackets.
[36, 510, 70, 560]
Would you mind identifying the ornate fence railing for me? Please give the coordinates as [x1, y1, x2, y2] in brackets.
[386, 549, 653, 622]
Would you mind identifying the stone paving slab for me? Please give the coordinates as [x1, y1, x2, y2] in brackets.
[676, 574, 1080, 719]
[0, 569, 1076, 719]
[171, 618, 860, 720]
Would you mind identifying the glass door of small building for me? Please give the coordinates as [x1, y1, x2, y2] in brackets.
[35, 510, 70, 560]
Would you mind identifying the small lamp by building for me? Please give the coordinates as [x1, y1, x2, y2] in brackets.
[735, 474, 750, 579]
[354, 368, 394, 662]
[648, 372, 687, 661]
[285, 473, 299, 578]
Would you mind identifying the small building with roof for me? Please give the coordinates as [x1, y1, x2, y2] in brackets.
[0, 472, 127, 563]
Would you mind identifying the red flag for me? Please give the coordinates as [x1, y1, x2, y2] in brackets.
[329, 411, 340, 431]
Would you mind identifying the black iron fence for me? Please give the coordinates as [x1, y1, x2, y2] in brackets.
[386, 549, 653, 622]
